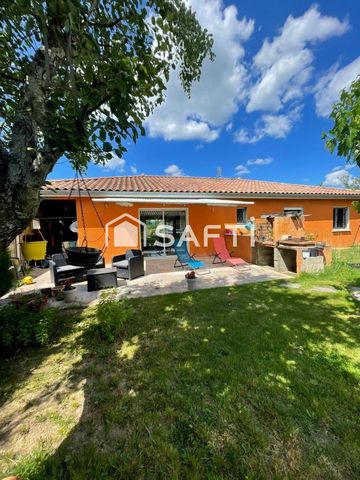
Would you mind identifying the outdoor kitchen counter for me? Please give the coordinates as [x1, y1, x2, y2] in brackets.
[254, 241, 332, 274]
[256, 240, 316, 249]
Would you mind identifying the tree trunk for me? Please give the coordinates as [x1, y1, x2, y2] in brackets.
[0, 136, 61, 250]
[0, 50, 63, 251]
[0, 179, 44, 251]
[0, 151, 59, 251]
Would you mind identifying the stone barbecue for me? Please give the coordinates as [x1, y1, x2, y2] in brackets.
[254, 214, 332, 274]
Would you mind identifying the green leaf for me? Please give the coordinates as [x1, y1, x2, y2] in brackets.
[103, 142, 112, 152]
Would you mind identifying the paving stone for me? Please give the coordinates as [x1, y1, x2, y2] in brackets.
[349, 287, 360, 301]
[280, 283, 302, 289]
[352, 292, 360, 301]
[311, 286, 337, 293]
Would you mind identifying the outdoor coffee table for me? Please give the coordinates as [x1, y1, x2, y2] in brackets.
[87, 267, 118, 292]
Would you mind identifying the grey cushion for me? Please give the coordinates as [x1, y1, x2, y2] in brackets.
[57, 265, 84, 273]
[112, 260, 129, 269]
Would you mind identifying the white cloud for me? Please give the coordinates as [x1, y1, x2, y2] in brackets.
[314, 57, 360, 117]
[234, 106, 301, 143]
[164, 164, 184, 176]
[323, 169, 351, 187]
[248, 51, 313, 112]
[246, 157, 273, 165]
[101, 153, 126, 171]
[148, 118, 219, 142]
[323, 164, 354, 186]
[145, 0, 254, 142]
[130, 165, 138, 174]
[234, 165, 250, 176]
[247, 6, 349, 113]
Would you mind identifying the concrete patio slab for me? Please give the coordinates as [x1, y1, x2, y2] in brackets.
[113, 265, 290, 300]
[2, 264, 291, 307]
[310, 286, 337, 293]
[280, 282, 302, 289]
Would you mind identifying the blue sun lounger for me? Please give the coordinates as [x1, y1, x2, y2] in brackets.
[174, 240, 205, 270]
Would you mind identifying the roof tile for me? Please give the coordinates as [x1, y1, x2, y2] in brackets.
[43, 175, 360, 197]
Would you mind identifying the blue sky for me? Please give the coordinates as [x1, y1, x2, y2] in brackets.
[49, 0, 360, 187]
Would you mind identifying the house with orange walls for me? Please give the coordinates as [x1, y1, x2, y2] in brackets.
[41, 175, 360, 264]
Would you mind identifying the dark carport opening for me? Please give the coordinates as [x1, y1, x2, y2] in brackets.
[36, 200, 77, 256]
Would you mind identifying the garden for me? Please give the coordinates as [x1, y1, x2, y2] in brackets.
[0, 248, 359, 479]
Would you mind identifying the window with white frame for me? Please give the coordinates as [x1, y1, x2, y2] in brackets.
[237, 207, 247, 224]
[333, 207, 349, 230]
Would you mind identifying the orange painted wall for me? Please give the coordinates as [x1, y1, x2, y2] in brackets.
[75, 197, 360, 263]
[249, 198, 360, 248]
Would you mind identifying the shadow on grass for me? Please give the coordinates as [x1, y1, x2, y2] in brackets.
[0, 307, 87, 466]
[0, 308, 81, 409]
[3, 280, 360, 479]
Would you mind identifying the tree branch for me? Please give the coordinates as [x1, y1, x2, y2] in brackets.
[88, 18, 122, 28]
[80, 93, 113, 121]
[0, 72, 26, 84]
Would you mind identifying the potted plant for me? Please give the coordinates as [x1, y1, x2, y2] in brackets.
[62, 279, 76, 303]
[185, 270, 197, 290]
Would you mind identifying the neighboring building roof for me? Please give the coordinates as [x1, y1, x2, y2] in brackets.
[43, 175, 360, 198]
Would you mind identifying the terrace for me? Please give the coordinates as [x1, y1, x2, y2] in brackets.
[4, 256, 290, 305]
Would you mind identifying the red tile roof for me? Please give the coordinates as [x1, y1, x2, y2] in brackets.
[43, 175, 360, 198]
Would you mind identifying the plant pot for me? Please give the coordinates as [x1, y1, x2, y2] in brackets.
[63, 287, 76, 303]
[20, 240, 47, 261]
[40, 287, 53, 297]
[186, 278, 197, 290]
[52, 286, 63, 293]
[52, 286, 64, 299]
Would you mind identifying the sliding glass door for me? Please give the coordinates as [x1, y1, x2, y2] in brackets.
[140, 209, 187, 257]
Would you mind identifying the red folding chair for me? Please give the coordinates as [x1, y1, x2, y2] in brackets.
[212, 237, 250, 270]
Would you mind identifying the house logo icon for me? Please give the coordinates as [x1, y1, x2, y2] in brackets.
[105, 213, 147, 248]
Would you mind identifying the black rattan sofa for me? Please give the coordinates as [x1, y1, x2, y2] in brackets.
[50, 253, 105, 286]
[111, 249, 145, 280]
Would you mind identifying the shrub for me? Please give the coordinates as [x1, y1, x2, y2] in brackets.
[0, 249, 14, 297]
[0, 303, 58, 358]
[95, 292, 132, 342]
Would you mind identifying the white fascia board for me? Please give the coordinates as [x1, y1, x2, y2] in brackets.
[40, 190, 360, 200]
[41, 190, 250, 199]
[92, 197, 254, 206]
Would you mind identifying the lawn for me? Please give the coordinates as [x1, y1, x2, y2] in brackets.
[298, 245, 360, 288]
[0, 249, 359, 479]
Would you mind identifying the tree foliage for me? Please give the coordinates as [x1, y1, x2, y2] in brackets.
[340, 175, 360, 190]
[0, 0, 213, 249]
[0, 0, 213, 166]
[323, 76, 360, 166]
[340, 175, 360, 212]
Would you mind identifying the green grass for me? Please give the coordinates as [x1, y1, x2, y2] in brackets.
[298, 245, 360, 288]
[0, 249, 359, 479]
